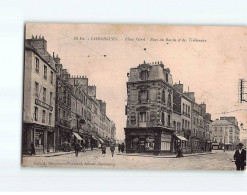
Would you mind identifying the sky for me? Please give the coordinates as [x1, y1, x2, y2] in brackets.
[26, 24, 247, 140]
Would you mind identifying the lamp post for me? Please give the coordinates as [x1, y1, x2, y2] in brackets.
[224, 137, 225, 152]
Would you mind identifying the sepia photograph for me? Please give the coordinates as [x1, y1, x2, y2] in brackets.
[21, 23, 247, 170]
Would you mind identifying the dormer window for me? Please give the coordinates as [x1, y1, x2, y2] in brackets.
[140, 70, 148, 80]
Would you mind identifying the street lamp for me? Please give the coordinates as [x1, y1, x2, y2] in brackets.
[224, 137, 225, 152]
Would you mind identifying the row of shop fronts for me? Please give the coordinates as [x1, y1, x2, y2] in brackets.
[211, 142, 234, 150]
[22, 123, 115, 155]
[124, 127, 212, 155]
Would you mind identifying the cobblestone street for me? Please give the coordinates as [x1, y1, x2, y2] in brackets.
[22, 148, 238, 170]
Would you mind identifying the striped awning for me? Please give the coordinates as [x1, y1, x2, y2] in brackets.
[175, 135, 188, 141]
[73, 132, 83, 140]
[98, 138, 104, 143]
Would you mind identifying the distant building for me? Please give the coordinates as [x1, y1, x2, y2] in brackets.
[23, 36, 56, 154]
[211, 117, 240, 150]
[125, 61, 175, 155]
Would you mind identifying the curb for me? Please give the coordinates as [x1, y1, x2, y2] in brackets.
[117, 152, 217, 158]
[23, 148, 101, 157]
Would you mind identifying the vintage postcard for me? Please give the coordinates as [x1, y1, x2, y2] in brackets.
[22, 23, 247, 170]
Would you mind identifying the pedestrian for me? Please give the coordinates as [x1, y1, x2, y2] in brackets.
[233, 143, 246, 171]
[74, 141, 80, 157]
[91, 142, 94, 151]
[110, 143, 115, 157]
[176, 145, 183, 158]
[30, 142, 35, 156]
[101, 143, 106, 157]
[118, 143, 121, 153]
[121, 143, 125, 153]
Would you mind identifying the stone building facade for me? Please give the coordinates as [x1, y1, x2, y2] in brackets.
[211, 117, 240, 150]
[69, 76, 116, 148]
[54, 54, 73, 151]
[125, 61, 175, 154]
[23, 36, 116, 154]
[125, 61, 213, 155]
[23, 36, 56, 154]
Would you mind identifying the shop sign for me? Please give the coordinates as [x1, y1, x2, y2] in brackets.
[35, 98, 53, 111]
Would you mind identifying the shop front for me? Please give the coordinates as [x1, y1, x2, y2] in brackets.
[173, 134, 189, 153]
[22, 123, 55, 155]
[125, 127, 174, 155]
[57, 129, 73, 152]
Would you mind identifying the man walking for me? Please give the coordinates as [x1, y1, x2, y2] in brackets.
[121, 143, 125, 153]
[110, 143, 115, 157]
[118, 143, 121, 153]
[74, 141, 81, 157]
[101, 143, 106, 157]
[233, 143, 246, 171]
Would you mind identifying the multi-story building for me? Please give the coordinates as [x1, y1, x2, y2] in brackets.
[23, 36, 56, 154]
[173, 83, 193, 153]
[23, 35, 116, 154]
[211, 117, 240, 150]
[69, 76, 116, 148]
[54, 55, 73, 151]
[125, 61, 175, 155]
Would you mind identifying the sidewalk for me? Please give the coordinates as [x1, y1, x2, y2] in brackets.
[23, 148, 100, 157]
[117, 151, 217, 158]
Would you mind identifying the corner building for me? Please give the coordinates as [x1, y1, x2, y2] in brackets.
[23, 36, 56, 154]
[125, 61, 174, 155]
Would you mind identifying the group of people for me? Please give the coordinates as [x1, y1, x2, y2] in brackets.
[73, 141, 126, 158]
[118, 143, 125, 153]
[101, 143, 125, 157]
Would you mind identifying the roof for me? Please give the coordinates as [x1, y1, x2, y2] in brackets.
[212, 120, 233, 126]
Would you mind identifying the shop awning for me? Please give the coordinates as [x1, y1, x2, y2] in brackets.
[175, 135, 188, 141]
[73, 132, 83, 140]
[98, 138, 104, 143]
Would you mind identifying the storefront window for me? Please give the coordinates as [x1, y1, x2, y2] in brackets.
[35, 130, 44, 148]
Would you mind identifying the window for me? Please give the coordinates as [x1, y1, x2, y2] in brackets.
[35, 82, 39, 97]
[177, 122, 181, 131]
[162, 89, 166, 103]
[43, 87, 46, 102]
[34, 106, 38, 121]
[168, 114, 171, 127]
[166, 73, 168, 82]
[139, 112, 146, 122]
[35, 57, 39, 73]
[188, 106, 190, 117]
[63, 110, 66, 119]
[173, 121, 176, 130]
[44, 65, 47, 79]
[49, 113, 52, 125]
[193, 117, 195, 125]
[161, 112, 165, 125]
[50, 71, 53, 84]
[168, 94, 171, 106]
[140, 70, 148, 80]
[139, 90, 148, 103]
[50, 92, 53, 105]
[42, 110, 45, 123]
[183, 103, 185, 114]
